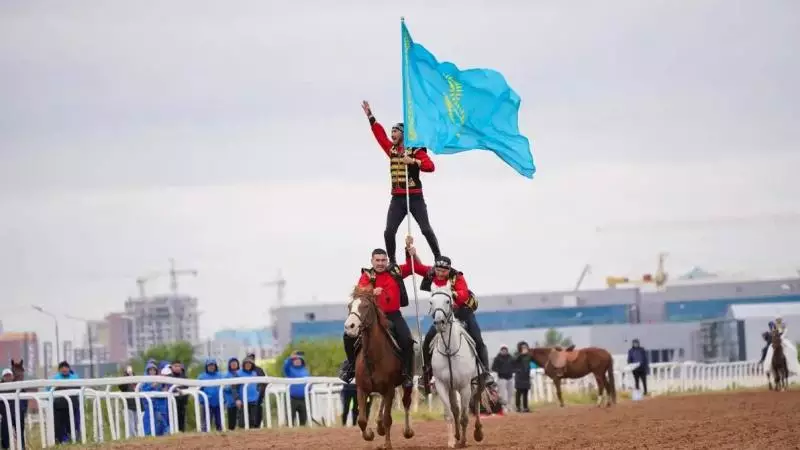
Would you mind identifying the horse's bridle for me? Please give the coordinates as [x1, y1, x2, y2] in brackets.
[430, 291, 454, 325]
[348, 297, 377, 332]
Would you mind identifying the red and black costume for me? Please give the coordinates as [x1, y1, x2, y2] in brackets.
[340, 250, 418, 387]
[368, 115, 442, 263]
[413, 256, 495, 393]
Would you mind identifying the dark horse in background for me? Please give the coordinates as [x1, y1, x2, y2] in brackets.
[531, 346, 617, 408]
[344, 287, 414, 449]
[768, 328, 789, 392]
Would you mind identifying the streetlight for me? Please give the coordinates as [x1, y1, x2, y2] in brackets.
[32, 305, 61, 363]
[65, 314, 95, 379]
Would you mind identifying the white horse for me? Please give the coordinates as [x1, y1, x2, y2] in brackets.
[428, 288, 485, 449]
[763, 326, 800, 377]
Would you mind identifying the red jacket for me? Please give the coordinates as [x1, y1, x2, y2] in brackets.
[412, 261, 471, 309]
[357, 256, 416, 314]
[370, 122, 434, 195]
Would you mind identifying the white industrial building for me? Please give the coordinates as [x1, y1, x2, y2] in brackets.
[125, 294, 200, 354]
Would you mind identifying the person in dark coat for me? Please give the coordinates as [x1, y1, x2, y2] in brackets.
[339, 360, 359, 426]
[0, 368, 22, 450]
[169, 360, 189, 432]
[246, 353, 267, 427]
[627, 338, 649, 395]
[513, 341, 532, 413]
[49, 361, 82, 444]
[758, 331, 772, 365]
[491, 345, 515, 411]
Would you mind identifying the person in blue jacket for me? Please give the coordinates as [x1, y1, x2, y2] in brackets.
[140, 362, 170, 436]
[237, 357, 262, 429]
[49, 361, 81, 444]
[197, 359, 223, 432]
[283, 351, 309, 426]
[223, 357, 242, 430]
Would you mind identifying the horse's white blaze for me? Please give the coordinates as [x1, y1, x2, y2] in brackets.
[344, 298, 362, 337]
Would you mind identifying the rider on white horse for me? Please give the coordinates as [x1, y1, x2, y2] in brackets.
[406, 244, 495, 394]
[762, 317, 800, 376]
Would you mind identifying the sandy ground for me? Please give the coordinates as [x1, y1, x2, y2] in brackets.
[104, 390, 800, 449]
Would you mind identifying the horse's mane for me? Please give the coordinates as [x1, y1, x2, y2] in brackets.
[350, 286, 390, 329]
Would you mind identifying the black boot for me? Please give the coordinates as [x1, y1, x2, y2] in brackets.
[477, 344, 496, 388]
[340, 334, 357, 382]
[418, 337, 433, 394]
[402, 347, 414, 389]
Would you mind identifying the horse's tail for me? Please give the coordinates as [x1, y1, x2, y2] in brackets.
[606, 357, 617, 404]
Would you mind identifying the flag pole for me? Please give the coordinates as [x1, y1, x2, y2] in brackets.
[401, 15, 425, 378]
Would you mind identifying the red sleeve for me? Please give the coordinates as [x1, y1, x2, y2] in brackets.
[453, 275, 470, 307]
[399, 254, 431, 278]
[413, 148, 435, 172]
[357, 273, 371, 288]
[370, 122, 393, 156]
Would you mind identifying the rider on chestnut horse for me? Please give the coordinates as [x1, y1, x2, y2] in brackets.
[340, 240, 418, 388]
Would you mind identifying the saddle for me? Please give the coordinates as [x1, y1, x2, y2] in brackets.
[354, 321, 406, 361]
[430, 321, 478, 357]
[555, 345, 580, 363]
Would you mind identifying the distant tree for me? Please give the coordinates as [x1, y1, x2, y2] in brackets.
[129, 341, 197, 375]
[267, 338, 345, 377]
[538, 328, 574, 348]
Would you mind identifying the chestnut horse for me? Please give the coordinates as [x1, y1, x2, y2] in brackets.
[344, 287, 414, 449]
[531, 346, 617, 407]
[767, 329, 789, 391]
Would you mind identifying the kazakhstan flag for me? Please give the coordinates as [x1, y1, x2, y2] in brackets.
[401, 19, 535, 178]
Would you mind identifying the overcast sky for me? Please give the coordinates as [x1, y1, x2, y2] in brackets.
[2, 0, 799, 348]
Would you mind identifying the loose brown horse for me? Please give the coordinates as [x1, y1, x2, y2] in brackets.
[531, 346, 617, 407]
[344, 287, 414, 449]
[767, 329, 789, 391]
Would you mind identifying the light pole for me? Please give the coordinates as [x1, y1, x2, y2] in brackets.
[32, 305, 60, 363]
[65, 314, 95, 379]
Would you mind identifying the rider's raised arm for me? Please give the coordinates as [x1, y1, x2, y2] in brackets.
[412, 148, 435, 173]
[452, 274, 470, 307]
[369, 119, 393, 156]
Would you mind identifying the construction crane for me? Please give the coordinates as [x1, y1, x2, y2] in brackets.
[605, 252, 669, 289]
[263, 270, 286, 309]
[168, 258, 198, 295]
[573, 264, 592, 291]
[135, 258, 198, 297]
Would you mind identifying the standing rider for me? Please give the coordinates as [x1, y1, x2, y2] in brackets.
[362, 101, 442, 264]
[339, 237, 419, 388]
[406, 241, 496, 394]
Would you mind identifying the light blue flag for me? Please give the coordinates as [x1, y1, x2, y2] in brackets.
[401, 19, 536, 178]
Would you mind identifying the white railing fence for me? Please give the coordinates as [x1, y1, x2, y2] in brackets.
[0, 361, 777, 449]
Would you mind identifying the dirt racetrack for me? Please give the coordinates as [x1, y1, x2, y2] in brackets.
[108, 390, 800, 450]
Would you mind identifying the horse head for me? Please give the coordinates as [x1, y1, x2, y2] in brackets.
[344, 286, 384, 337]
[9, 358, 25, 381]
[429, 289, 454, 333]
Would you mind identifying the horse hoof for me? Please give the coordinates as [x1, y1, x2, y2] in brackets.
[403, 428, 415, 439]
[474, 428, 484, 442]
[363, 429, 375, 441]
